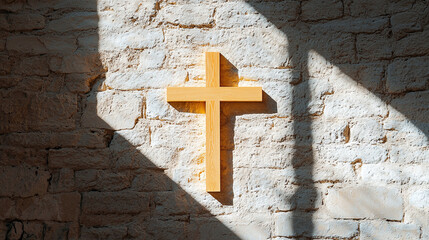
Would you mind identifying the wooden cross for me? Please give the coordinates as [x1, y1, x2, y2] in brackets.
[167, 52, 262, 192]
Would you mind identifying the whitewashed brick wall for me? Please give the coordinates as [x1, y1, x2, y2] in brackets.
[0, 0, 428, 239]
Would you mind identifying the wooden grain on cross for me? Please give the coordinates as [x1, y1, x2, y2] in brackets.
[167, 52, 262, 192]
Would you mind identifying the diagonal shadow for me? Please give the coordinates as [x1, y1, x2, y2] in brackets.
[66, 2, 243, 240]
[245, 0, 429, 238]
[0, 1, 241, 239]
[247, 0, 429, 136]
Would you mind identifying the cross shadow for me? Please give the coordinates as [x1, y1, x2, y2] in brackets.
[245, 0, 429, 238]
[0, 1, 241, 239]
[170, 54, 277, 205]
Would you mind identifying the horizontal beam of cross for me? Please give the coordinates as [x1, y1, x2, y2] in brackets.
[167, 87, 262, 102]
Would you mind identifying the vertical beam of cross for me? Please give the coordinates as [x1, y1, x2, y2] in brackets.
[167, 52, 262, 192]
[205, 52, 221, 192]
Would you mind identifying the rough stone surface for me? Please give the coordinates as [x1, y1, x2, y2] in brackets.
[48, 12, 98, 32]
[0, 91, 77, 133]
[48, 148, 110, 170]
[326, 186, 403, 220]
[275, 212, 358, 238]
[0, 166, 50, 197]
[0, 198, 16, 219]
[409, 189, 429, 209]
[1, 0, 428, 239]
[6, 36, 47, 54]
[14, 56, 49, 76]
[301, 0, 343, 21]
[158, 4, 214, 27]
[15, 192, 80, 221]
[7, 13, 45, 31]
[387, 57, 429, 93]
[81, 90, 143, 130]
[360, 221, 420, 240]
[82, 191, 151, 214]
[105, 70, 187, 90]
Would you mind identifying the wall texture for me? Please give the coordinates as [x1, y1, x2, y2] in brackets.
[1, 0, 428, 239]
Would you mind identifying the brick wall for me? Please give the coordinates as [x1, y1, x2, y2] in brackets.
[1, 0, 428, 239]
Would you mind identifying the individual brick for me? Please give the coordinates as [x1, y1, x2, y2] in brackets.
[0, 166, 49, 197]
[105, 69, 186, 90]
[0, 0, 23, 12]
[387, 57, 429, 93]
[49, 52, 101, 73]
[316, 143, 388, 164]
[0, 198, 15, 219]
[43, 222, 79, 240]
[48, 168, 75, 193]
[64, 72, 101, 93]
[82, 191, 152, 214]
[0, 91, 76, 133]
[302, 0, 343, 21]
[348, 0, 389, 17]
[349, 119, 385, 144]
[394, 30, 429, 57]
[310, 17, 389, 34]
[13, 56, 49, 76]
[75, 169, 133, 191]
[131, 169, 173, 192]
[308, 32, 355, 64]
[360, 221, 420, 240]
[0, 14, 9, 30]
[275, 212, 358, 238]
[41, 35, 77, 53]
[164, 28, 225, 48]
[98, 28, 164, 51]
[157, 4, 214, 27]
[15, 192, 80, 221]
[409, 189, 429, 209]
[326, 186, 403, 220]
[153, 190, 205, 217]
[389, 91, 429, 123]
[215, 1, 298, 28]
[8, 13, 45, 31]
[77, 33, 98, 51]
[360, 164, 402, 184]
[81, 90, 143, 130]
[357, 33, 392, 61]
[0, 147, 47, 166]
[323, 92, 388, 119]
[28, 0, 97, 10]
[389, 145, 429, 164]
[403, 165, 429, 184]
[48, 12, 97, 32]
[0, 130, 110, 149]
[391, 12, 422, 38]
[80, 227, 127, 239]
[48, 148, 111, 170]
